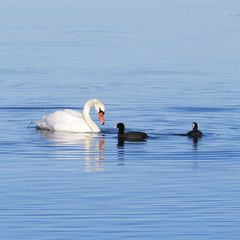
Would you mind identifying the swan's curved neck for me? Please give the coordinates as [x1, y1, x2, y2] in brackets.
[83, 99, 100, 132]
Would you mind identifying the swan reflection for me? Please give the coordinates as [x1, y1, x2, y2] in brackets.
[38, 130, 105, 172]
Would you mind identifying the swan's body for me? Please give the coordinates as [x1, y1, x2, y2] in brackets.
[36, 99, 105, 133]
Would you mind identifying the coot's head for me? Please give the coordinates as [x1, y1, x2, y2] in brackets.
[116, 122, 125, 134]
[192, 122, 199, 130]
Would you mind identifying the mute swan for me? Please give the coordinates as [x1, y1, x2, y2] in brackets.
[116, 122, 148, 141]
[36, 99, 105, 132]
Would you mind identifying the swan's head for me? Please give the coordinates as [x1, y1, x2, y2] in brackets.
[94, 99, 105, 125]
[84, 98, 105, 126]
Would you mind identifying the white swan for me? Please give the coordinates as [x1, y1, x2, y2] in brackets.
[36, 99, 105, 133]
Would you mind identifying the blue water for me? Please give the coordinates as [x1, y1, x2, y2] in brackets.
[1, 1, 240, 239]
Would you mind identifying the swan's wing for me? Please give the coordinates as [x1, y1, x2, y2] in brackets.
[36, 110, 91, 132]
[63, 109, 83, 118]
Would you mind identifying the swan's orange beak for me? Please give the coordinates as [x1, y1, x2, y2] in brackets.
[99, 111, 105, 125]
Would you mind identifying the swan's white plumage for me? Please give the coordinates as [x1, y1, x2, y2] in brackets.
[37, 109, 91, 132]
[36, 99, 105, 133]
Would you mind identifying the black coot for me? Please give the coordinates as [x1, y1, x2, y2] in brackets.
[187, 122, 203, 138]
[116, 123, 148, 141]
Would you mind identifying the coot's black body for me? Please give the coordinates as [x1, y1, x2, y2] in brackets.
[116, 123, 148, 141]
[187, 122, 203, 138]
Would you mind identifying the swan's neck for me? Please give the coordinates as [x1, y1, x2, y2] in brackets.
[83, 100, 100, 132]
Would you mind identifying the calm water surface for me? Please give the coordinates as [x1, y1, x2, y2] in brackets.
[1, 1, 240, 239]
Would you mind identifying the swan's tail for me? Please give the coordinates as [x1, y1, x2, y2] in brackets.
[32, 114, 50, 130]
[35, 119, 50, 130]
